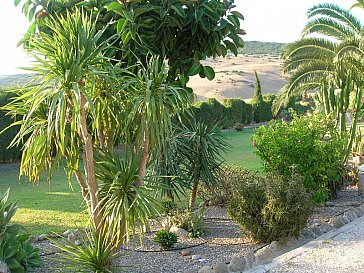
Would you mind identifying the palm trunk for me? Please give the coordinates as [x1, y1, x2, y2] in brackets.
[189, 180, 199, 210]
[137, 128, 150, 188]
[80, 92, 103, 230]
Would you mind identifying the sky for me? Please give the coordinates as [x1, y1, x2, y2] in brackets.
[0, 0, 363, 75]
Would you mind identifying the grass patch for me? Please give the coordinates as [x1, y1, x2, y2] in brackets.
[222, 128, 262, 171]
[0, 128, 262, 235]
[0, 163, 88, 236]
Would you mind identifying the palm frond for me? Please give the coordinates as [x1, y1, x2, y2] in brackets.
[303, 17, 358, 40]
[307, 3, 362, 33]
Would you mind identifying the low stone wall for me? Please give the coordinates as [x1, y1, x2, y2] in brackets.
[195, 202, 364, 273]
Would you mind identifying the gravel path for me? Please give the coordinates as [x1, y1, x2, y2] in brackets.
[33, 186, 364, 273]
[265, 216, 364, 273]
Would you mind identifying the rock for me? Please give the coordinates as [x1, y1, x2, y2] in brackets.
[297, 235, 307, 244]
[310, 226, 323, 237]
[283, 236, 299, 248]
[358, 203, 364, 212]
[350, 201, 361, 206]
[213, 262, 229, 273]
[229, 255, 246, 272]
[344, 210, 358, 222]
[170, 226, 189, 238]
[244, 250, 256, 269]
[192, 255, 203, 260]
[199, 259, 209, 263]
[181, 249, 191, 256]
[326, 201, 335, 207]
[300, 229, 316, 241]
[67, 233, 76, 242]
[183, 270, 194, 273]
[184, 255, 192, 260]
[198, 266, 214, 273]
[0, 261, 9, 273]
[38, 234, 48, 241]
[329, 217, 345, 229]
[351, 207, 363, 217]
[62, 229, 73, 237]
[74, 240, 81, 246]
[255, 245, 274, 262]
[269, 240, 283, 253]
[28, 236, 39, 243]
[320, 222, 334, 233]
[341, 215, 350, 224]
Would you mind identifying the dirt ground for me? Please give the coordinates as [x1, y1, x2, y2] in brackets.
[188, 54, 286, 101]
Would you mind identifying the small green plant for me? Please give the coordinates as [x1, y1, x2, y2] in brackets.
[0, 189, 42, 273]
[161, 199, 178, 215]
[229, 174, 312, 243]
[169, 209, 208, 238]
[52, 228, 121, 273]
[153, 230, 178, 250]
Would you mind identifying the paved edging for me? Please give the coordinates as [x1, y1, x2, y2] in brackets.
[244, 215, 364, 273]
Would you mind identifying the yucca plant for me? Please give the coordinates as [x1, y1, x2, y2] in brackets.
[51, 228, 122, 273]
[95, 148, 162, 246]
[177, 120, 228, 209]
[124, 56, 192, 185]
[2, 8, 121, 232]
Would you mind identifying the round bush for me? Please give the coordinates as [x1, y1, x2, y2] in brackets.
[153, 230, 178, 249]
[229, 174, 312, 243]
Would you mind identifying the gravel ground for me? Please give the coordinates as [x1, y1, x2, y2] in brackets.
[33, 186, 364, 273]
[267, 215, 364, 273]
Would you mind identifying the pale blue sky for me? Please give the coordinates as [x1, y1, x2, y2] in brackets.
[0, 0, 362, 75]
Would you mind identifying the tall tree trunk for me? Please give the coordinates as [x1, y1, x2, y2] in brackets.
[189, 180, 199, 210]
[80, 92, 103, 230]
[137, 128, 150, 188]
[345, 87, 363, 162]
[74, 170, 90, 211]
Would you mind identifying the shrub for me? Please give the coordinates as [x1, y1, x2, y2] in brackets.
[52, 228, 121, 272]
[169, 209, 207, 238]
[229, 174, 312, 243]
[252, 114, 347, 203]
[153, 230, 178, 250]
[251, 96, 275, 123]
[199, 165, 254, 206]
[0, 189, 42, 273]
[193, 98, 225, 126]
[222, 99, 251, 126]
[0, 91, 22, 162]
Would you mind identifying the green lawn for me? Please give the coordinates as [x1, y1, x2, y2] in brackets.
[0, 128, 262, 235]
[221, 128, 262, 171]
[0, 164, 88, 235]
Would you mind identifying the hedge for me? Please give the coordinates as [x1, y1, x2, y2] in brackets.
[192, 95, 276, 128]
[0, 91, 22, 162]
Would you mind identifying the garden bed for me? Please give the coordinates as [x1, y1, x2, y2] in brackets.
[34, 186, 364, 273]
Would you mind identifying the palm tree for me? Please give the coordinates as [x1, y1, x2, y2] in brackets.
[275, 3, 364, 158]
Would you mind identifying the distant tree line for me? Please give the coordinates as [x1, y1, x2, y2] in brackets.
[239, 41, 286, 56]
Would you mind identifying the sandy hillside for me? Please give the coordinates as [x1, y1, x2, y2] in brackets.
[188, 55, 287, 101]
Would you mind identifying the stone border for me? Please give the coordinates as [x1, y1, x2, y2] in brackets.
[196, 202, 364, 273]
